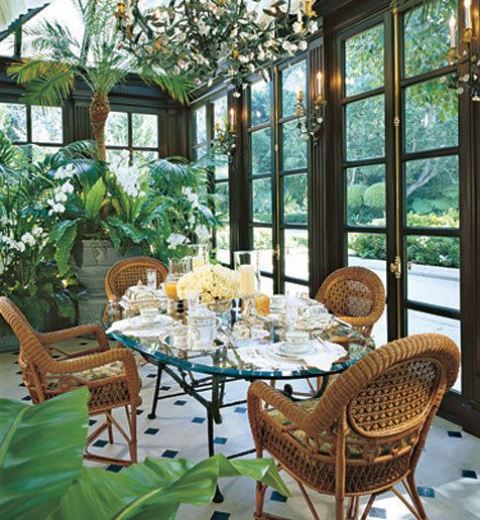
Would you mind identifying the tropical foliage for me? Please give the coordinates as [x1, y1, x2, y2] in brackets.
[0, 132, 78, 330]
[0, 388, 289, 519]
[8, 0, 191, 160]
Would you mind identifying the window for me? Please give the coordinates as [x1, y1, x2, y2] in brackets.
[0, 102, 64, 160]
[190, 97, 232, 266]
[212, 96, 230, 265]
[247, 59, 311, 295]
[105, 110, 159, 169]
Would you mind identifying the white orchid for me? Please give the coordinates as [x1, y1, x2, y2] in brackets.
[195, 224, 210, 241]
[21, 233, 36, 247]
[182, 186, 200, 209]
[167, 233, 190, 249]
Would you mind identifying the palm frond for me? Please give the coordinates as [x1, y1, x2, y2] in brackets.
[9, 60, 76, 106]
[0, 131, 17, 167]
[139, 70, 192, 105]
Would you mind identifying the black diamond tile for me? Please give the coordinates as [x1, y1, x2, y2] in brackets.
[174, 400, 187, 406]
[21, 395, 32, 402]
[417, 486, 435, 498]
[145, 427, 159, 435]
[447, 431, 462, 438]
[136, 409, 144, 416]
[88, 419, 97, 426]
[18, 382, 25, 387]
[270, 491, 287, 503]
[160, 385, 171, 391]
[214, 437, 227, 445]
[210, 513, 230, 520]
[106, 464, 123, 473]
[146, 373, 157, 379]
[462, 469, 478, 479]
[93, 440, 108, 448]
[234, 406, 247, 414]
[162, 449, 178, 459]
[192, 416, 205, 424]
[369, 507, 387, 519]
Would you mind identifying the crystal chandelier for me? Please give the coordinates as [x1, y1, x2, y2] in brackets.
[115, 0, 319, 92]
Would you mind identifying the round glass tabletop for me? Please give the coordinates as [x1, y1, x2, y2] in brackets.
[110, 319, 373, 380]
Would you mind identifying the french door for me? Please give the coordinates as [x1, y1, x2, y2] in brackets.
[246, 57, 311, 295]
[338, 0, 462, 394]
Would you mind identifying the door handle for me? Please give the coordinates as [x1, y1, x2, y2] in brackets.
[389, 256, 402, 279]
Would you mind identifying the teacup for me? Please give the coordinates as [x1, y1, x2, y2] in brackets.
[188, 307, 221, 350]
[140, 307, 159, 321]
[284, 330, 310, 353]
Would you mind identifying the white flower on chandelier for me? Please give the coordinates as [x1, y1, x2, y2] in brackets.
[293, 21, 303, 34]
[167, 233, 190, 249]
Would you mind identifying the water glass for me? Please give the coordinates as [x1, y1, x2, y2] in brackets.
[146, 268, 157, 289]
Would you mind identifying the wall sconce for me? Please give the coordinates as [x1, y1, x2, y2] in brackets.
[295, 71, 326, 145]
[448, 0, 480, 101]
[213, 107, 237, 156]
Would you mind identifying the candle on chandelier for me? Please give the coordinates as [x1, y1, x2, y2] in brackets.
[297, 88, 304, 102]
[449, 15, 457, 48]
[465, 0, 472, 30]
[229, 108, 235, 132]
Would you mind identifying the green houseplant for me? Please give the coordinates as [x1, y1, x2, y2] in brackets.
[0, 388, 289, 519]
[0, 132, 79, 350]
[8, 0, 190, 161]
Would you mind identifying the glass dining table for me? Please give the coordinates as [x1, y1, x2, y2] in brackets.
[109, 312, 374, 502]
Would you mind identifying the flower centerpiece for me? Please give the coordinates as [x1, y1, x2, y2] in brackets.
[176, 265, 239, 304]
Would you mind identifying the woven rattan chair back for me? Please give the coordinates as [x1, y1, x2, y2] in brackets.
[316, 266, 385, 335]
[248, 334, 460, 520]
[105, 256, 168, 300]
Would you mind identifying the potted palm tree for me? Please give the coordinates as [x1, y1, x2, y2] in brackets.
[8, 0, 191, 323]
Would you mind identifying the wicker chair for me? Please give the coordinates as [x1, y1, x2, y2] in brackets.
[0, 296, 141, 466]
[105, 256, 168, 300]
[316, 267, 385, 336]
[248, 333, 460, 520]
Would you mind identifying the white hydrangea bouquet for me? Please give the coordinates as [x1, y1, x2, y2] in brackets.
[176, 265, 239, 304]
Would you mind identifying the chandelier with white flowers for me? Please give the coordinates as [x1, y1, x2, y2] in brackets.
[116, 0, 319, 92]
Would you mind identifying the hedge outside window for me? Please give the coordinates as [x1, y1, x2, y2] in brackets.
[0, 102, 64, 161]
[105, 110, 160, 169]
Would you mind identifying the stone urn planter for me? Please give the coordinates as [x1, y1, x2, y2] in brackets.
[75, 240, 139, 324]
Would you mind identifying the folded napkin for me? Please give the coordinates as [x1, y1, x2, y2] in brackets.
[236, 340, 346, 372]
[107, 315, 173, 338]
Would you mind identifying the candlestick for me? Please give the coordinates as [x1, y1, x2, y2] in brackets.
[297, 88, 304, 103]
[449, 15, 457, 48]
[239, 264, 256, 297]
[465, 0, 472, 30]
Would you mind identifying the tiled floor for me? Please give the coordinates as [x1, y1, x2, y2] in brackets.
[1, 339, 479, 519]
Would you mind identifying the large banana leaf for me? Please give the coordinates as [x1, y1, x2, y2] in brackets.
[51, 219, 79, 276]
[84, 177, 106, 220]
[0, 389, 89, 519]
[52, 454, 290, 520]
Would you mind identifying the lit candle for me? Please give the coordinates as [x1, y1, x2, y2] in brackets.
[465, 0, 472, 30]
[297, 88, 304, 102]
[239, 264, 256, 297]
[229, 107, 235, 131]
[449, 15, 457, 48]
[316, 71, 323, 97]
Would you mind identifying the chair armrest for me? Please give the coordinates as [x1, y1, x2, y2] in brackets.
[49, 349, 141, 397]
[247, 381, 312, 432]
[337, 315, 373, 328]
[37, 324, 109, 352]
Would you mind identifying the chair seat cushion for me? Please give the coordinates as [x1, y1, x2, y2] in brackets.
[268, 398, 363, 458]
[72, 361, 125, 382]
